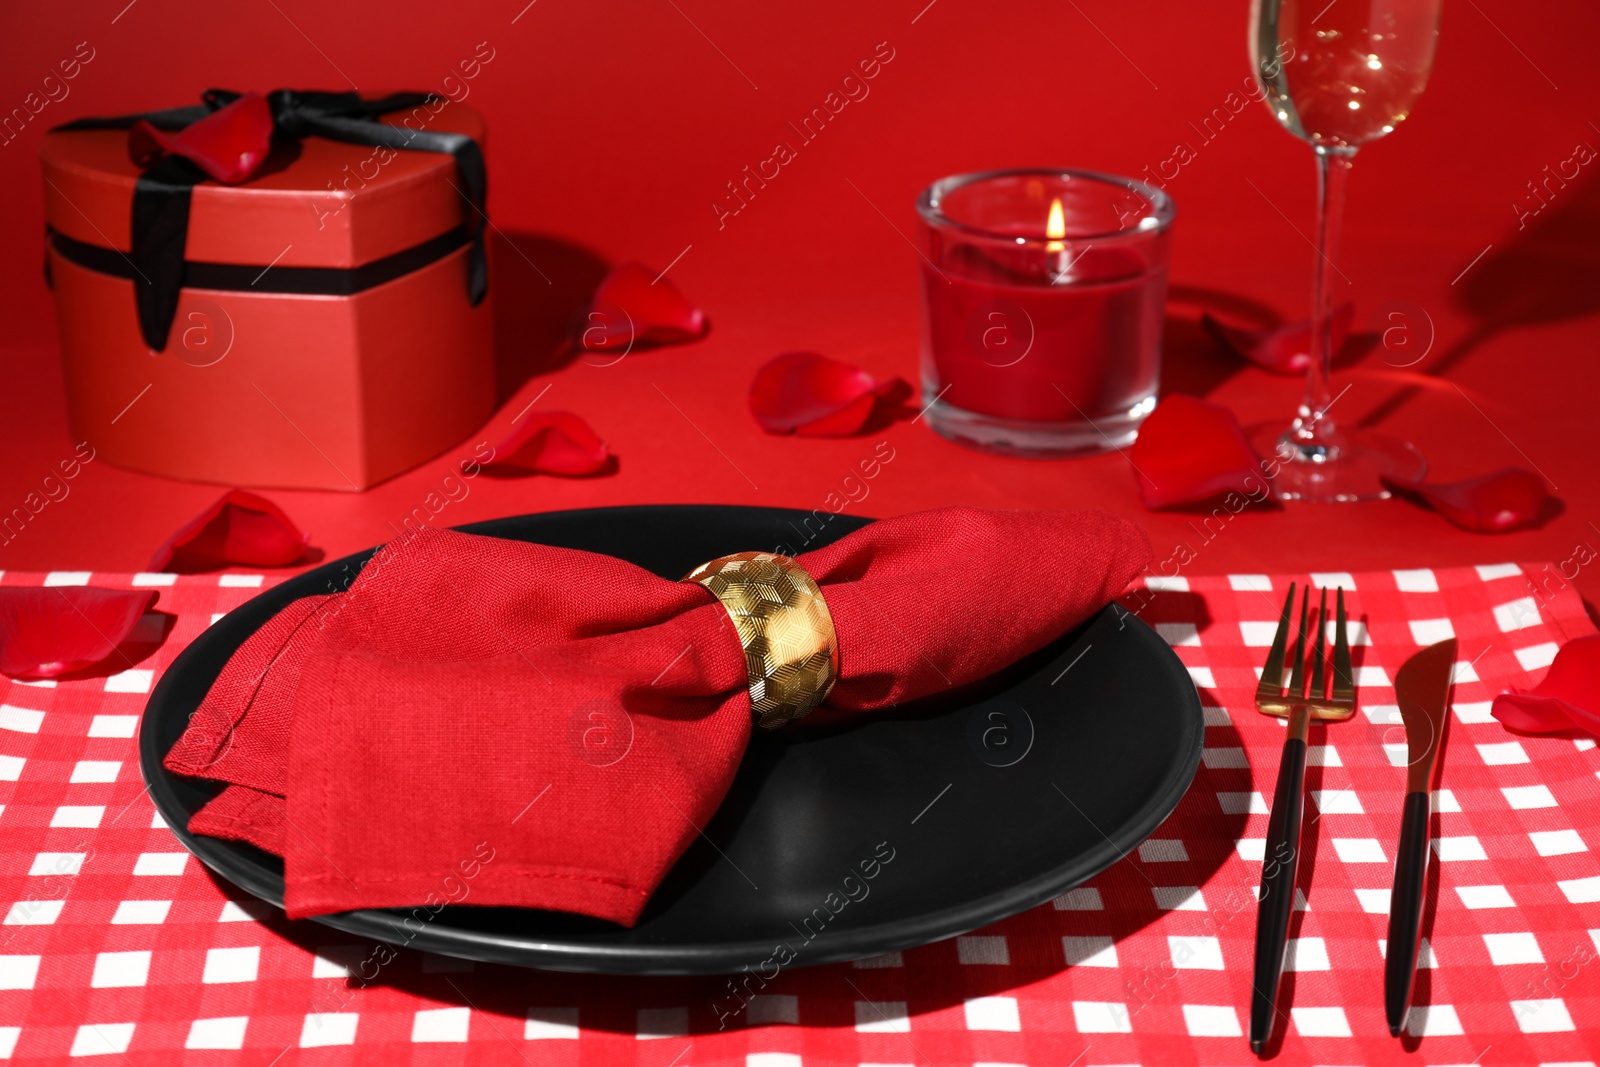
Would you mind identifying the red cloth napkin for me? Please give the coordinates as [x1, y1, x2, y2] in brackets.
[165, 507, 1151, 925]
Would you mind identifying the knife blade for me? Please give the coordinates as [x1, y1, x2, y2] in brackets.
[1385, 637, 1457, 1037]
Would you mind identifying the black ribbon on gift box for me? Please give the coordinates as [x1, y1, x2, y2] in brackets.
[52, 89, 488, 351]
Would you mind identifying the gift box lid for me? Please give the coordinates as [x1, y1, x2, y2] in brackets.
[41, 98, 484, 269]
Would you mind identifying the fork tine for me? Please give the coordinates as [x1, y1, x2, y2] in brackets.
[1287, 585, 1311, 698]
[1311, 587, 1328, 700]
[1255, 582, 1297, 702]
[1333, 587, 1355, 704]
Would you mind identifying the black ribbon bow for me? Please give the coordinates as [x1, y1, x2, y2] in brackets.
[54, 89, 488, 351]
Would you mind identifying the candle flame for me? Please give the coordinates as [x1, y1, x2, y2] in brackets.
[1046, 197, 1066, 253]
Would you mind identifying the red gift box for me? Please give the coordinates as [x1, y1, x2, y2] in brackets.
[40, 91, 495, 491]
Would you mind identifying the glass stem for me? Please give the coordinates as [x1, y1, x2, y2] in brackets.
[1289, 145, 1355, 457]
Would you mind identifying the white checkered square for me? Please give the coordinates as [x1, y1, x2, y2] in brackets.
[1312, 789, 1362, 814]
[1291, 1006, 1351, 1036]
[1181, 1004, 1241, 1037]
[133, 853, 187, 876]
[30, 852, 85, 875]
[746, 994, 799, 1025]
[1156, 622, 1200, 646]
[1138, 839, 1188, 862]
[92, 951, 150, 988]
[1516, 642, 1560, 670]
[1284, 937, 1330, 971]
[0, 705, 43, 733]
[964, 996, 1020, 1031]
[1169, 936, 1223, 970]
[50, 805, 104, 828]
[1457, 884, 1516, 909]
[1051, 888, 1102, 911]
[1152, 887, 1206, 911]
[1512, 998, 1575, 1033]
[1410, 618, 1455, 644]
[3, 899, 63, 927]
[1559, 875, 1600, 904]
[411, 1007, 469, 1042]
[1406, 1004, 1463, 1037]
[1484, 932, 1544, 965]
[0, 956, 40, 990]
[202, 946, 259, 984]
[1478, 741, 1530, 765]
[957, 936, 1009, 965]
[68, 761, 121, 783]
[1332, 838, 1386, 863]
[1062, 936, 1118, 968]
[854, 1001, 909, 1033]
[1072, 1001, 1131, 1034]
[1393, 568, 1438, 591]
[69, 1023, 134, 1057]
[1355, 888, 1391, 914]
[87, 715, 138, 738]
[636, 1007, 687, 1039]
[111, 901, 171, 925]
[1218, 792, 1268, 815]
[1504, 785, 1558, 809]
[1434, 836, 1489, 861]
[103, 669, 152, 693]
[186, 1017, 248, 1050]
[1531, 829, 1587, 856]
[300, 1013, 358, 1047]
[1495, 597, 1543, 631]
[524, 1007, 579, 1039]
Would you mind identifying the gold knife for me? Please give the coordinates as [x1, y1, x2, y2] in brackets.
[1385, 637, 1457, 1037]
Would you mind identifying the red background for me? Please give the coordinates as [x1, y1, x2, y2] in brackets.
[0, 0, 1597, 607]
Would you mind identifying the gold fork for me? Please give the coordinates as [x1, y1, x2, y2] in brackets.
[1248, 583, 1355, 1055]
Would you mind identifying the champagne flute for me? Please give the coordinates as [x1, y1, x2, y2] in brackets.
[1249, 0, 1442, 502]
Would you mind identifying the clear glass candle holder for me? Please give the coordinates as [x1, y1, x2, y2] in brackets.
[916, 169, 1175, 456]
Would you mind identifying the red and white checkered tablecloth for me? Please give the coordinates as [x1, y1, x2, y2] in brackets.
[0, 561, 1597, 1066]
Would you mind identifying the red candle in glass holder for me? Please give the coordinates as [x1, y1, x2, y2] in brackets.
[916, 170, 1174, 456]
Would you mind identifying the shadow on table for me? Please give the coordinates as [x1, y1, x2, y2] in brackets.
[45, 611, 176, 682]
[488, 230, 610, 405]
[1359, 168, 1600, 429]
[1162, 285, 1379, 402]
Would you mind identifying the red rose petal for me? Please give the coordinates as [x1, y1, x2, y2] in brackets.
[1128, 395, 1266, 509]
[749, 352, 908, 437]
[129, 92, 275, 185]
[1383, 467, 1552, 533]
[1492, 635, 1600, 735]
[150, 490, 309, 572]
[1202, 302, 1354, 375]
[486, 411, 612, 476]
[0, 587, 158, 679]
[579, 262, 708, 353]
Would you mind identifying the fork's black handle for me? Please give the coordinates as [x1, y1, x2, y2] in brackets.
[1250, 734, 1306, 1055]
[1384, 790, 1432, 1036]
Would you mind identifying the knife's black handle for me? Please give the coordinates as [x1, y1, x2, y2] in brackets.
[1385, 790, 1432, 1036]
[1250, 735, 1306, 1055]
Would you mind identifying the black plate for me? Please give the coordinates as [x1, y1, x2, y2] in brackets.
[140, 505, 1202, 975]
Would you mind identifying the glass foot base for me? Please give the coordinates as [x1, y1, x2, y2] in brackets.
[1249, 423, 1425, 503]
[924, 394, 1156, 458]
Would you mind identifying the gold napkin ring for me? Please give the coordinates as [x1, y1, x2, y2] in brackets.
[683, 552, 839, 730]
